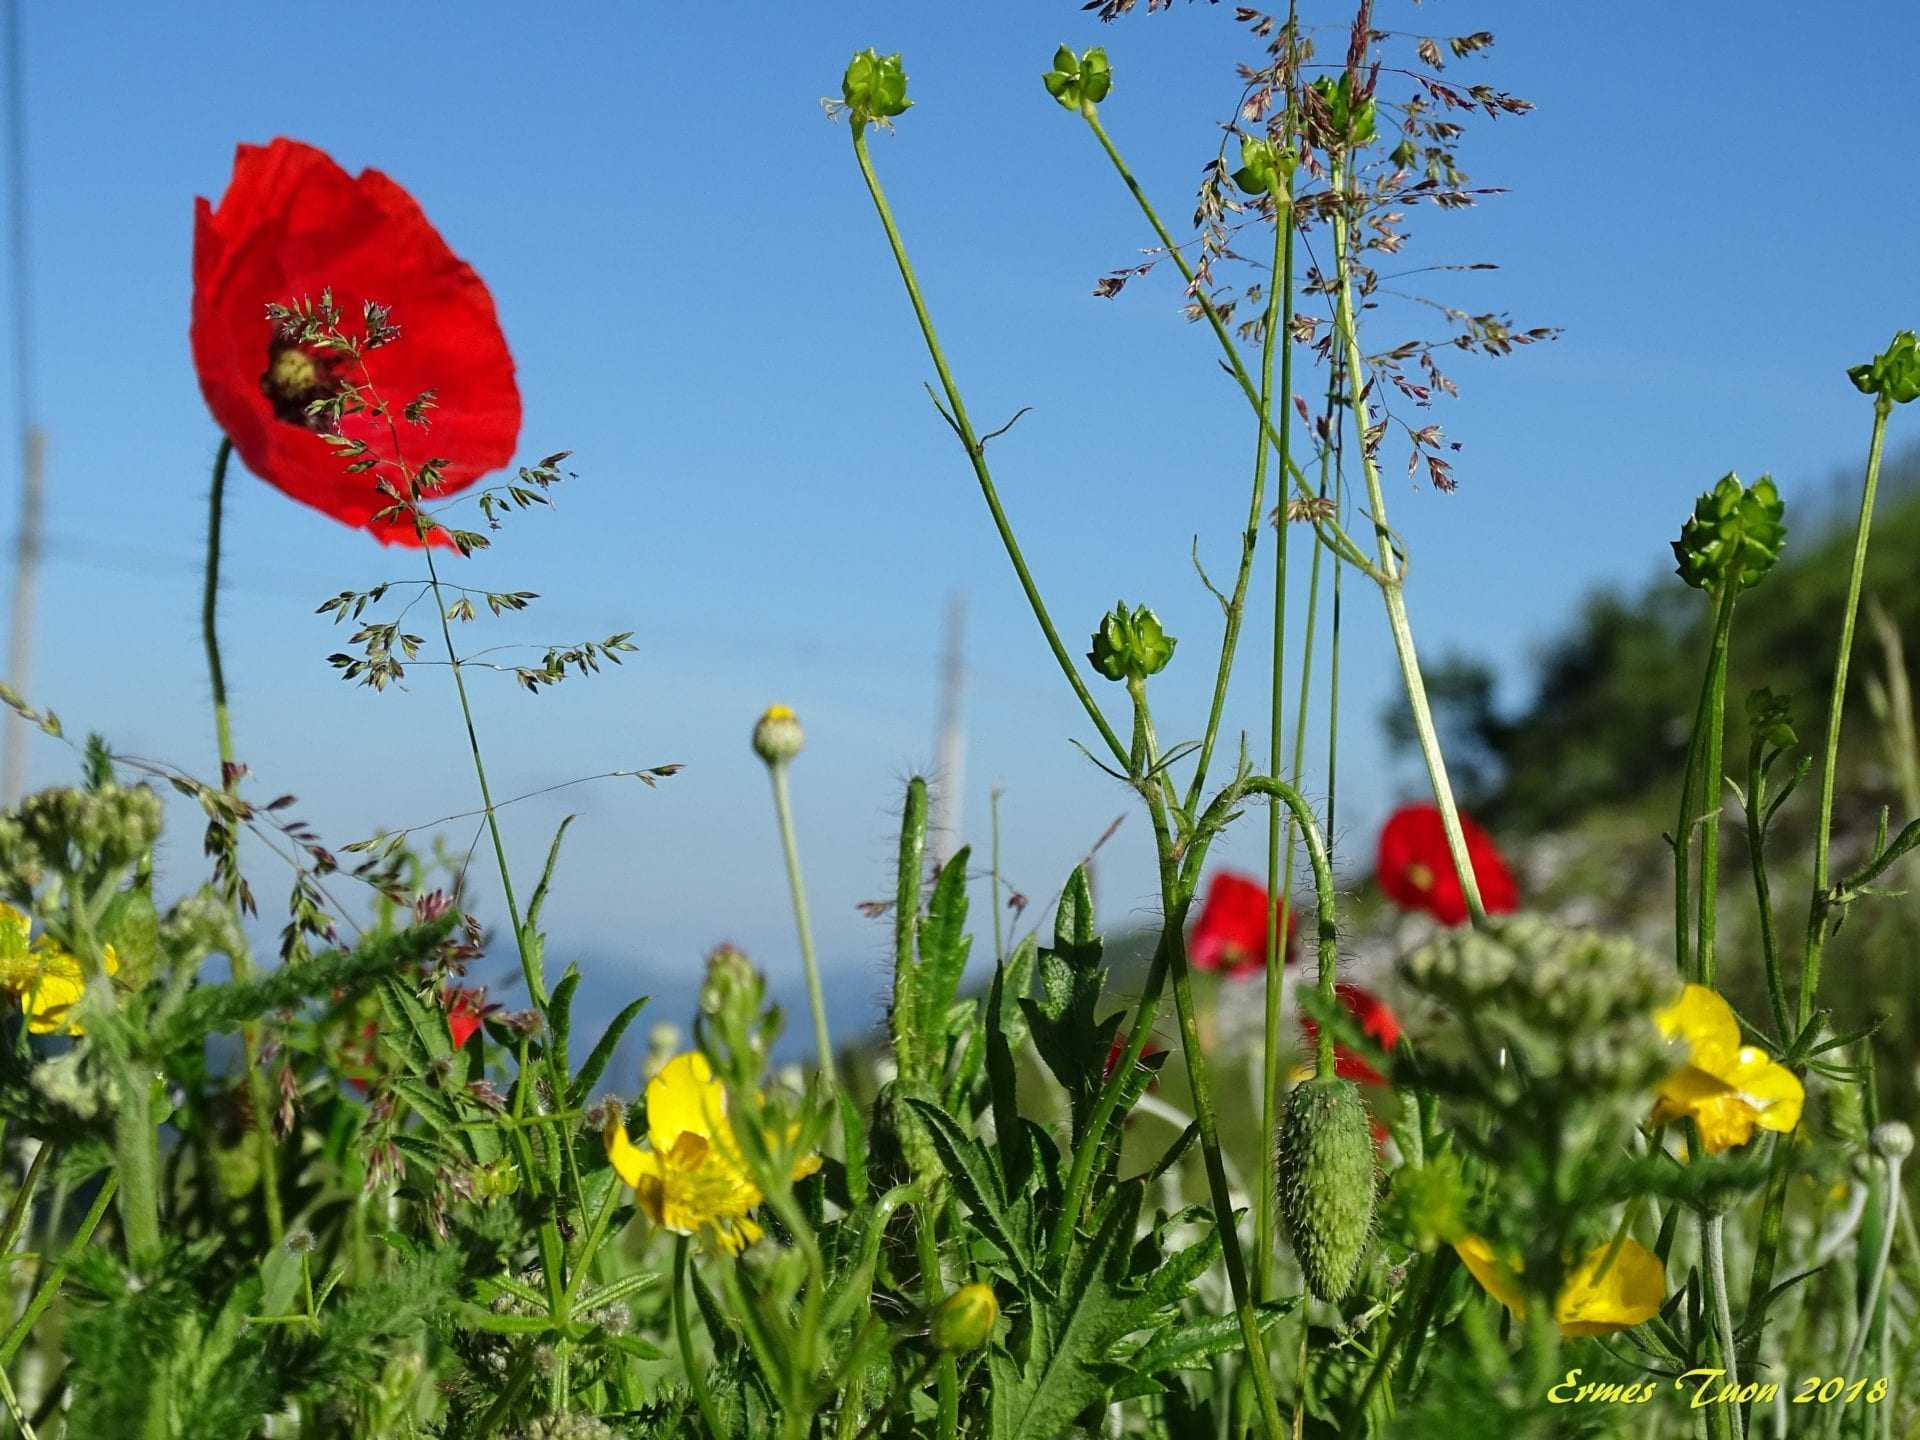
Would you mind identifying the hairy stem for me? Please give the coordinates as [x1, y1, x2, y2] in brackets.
[674, 1237, 727, 1440]
[1695, 589, 1737, 985]
[201, 435, 284, 1242]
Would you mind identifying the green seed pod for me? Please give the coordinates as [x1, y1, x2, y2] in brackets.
[842, 49, 911, 127]
[1671, 472, 1786, 594]
[1087, 601, 1176, 683]
[1042, 44, 1112, 114]
[1847, 330, 1920, 405]
[1276, 1077, 1377, 1301]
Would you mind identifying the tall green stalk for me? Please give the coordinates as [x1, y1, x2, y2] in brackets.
[1253, 153, 1296, 1308]
[1325, 151, 1486, 927]
[1800, 397, 1893, 1025]
[1688, 589, 1737, 985]
[767, 759, 835, 1087]
[200, 436, 285, 1242]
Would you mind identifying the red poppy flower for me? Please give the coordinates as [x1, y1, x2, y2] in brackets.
[1300, 982, 1402, 1087]
[1375, 803, 1518, 927]
[442, 986, 489, 1049]
[1103, 1030, 1168, 1084]
[192, 138, 520, 545]
[1189, 870, 1300, 978]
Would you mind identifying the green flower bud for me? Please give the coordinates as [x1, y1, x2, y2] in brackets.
[1088, 602, 1176, 683]
[1745, 687, 1797, 751]
[1231, 134, 1294, 196]
[752, 704, 805, 766]
[1671, 472, 1786, 594]
[700, 945, 764, 1028]
[1042, 44, 1112, 114]
[842, 49, 911, 127]
[930, 1282, 998, 1351]
[1387, 1151, 1467, 1255]
[473, 1158, 523, 1203]
[1276, 1077, 1377, 1300]
[1847, 330, 1920, 405]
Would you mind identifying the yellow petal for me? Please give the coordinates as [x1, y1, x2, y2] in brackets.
[1454, 1234, 1527, 1320]
[22, 971, 86, 1036]
[604, 1115, 661, 1190]
[1556, 1239, 1665, 1337]
[646, 1052, 729, 1152]
[1726, 1047, 1804, 1135]
[1656, 984, 1740, 1073]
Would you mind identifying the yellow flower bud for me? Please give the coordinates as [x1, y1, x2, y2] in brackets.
[752, 704, 805, 766]
[930, 1283, 998, 1352]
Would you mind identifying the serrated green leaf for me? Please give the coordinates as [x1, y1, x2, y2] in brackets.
[570, 995, 649, 1105]
[904, 1097, 1036, 1284]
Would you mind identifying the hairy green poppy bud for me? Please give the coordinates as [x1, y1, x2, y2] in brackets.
[1042, 44, 1112, 114]
[752, 704, 805, 766]
[930, 1282, 998, 1351]
[843, 49, 911, 127]
[1276, 1077, 1376, 1300]
[1847, 330, 1920, 405]
[1232, 135, 1294, 196]
[1088, 602, 1176, 683]
[1671, 472, 1785, 594]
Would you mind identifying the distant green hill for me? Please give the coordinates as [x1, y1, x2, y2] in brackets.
[1392, 447, 1920, 836]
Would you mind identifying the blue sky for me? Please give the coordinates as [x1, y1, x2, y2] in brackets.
[3, 2, 1917, 1056]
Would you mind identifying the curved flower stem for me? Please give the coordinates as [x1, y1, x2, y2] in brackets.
[768, 762, 835, 1087]
[674, 1237, 727, 1440]
[201, 436, 285, 1242]
[1800, 397, 1893, 1026]
[1325, 152, 1485, 927]
[1254, 180, 1297, 1306]
[202, 438, 238, 779]
[849, 124, 1129, 771]
[1129, 682, 1286, 1440]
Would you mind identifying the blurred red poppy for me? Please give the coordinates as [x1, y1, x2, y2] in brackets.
[442, 986, 488, 1049]
[1375, 803, 1518, 927]
[192, 138, 520, 545]
[1300, 982, 1401, 1087]
[1189, 870, 1299, 978]
[1103, 1029, 1168, 1084]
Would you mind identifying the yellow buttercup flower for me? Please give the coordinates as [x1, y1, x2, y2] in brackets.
[1651, 984, 1803, 1153]
[604, 1051, 819, 1255]
[1453, 1234, 1665, 1337]
[0, 903, 119, 1036]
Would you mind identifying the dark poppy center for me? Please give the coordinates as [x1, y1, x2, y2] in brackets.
[261, 339, 345, 431]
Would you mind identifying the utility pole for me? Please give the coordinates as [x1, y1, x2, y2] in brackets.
[2, 0, 39, 807]
[929, 591, 968, 868]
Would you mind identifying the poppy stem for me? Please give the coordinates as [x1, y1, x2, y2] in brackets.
[201, 434, 285, 1243]
[1800, 396, 1893, 1027]
[202, 437, 237, 781]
